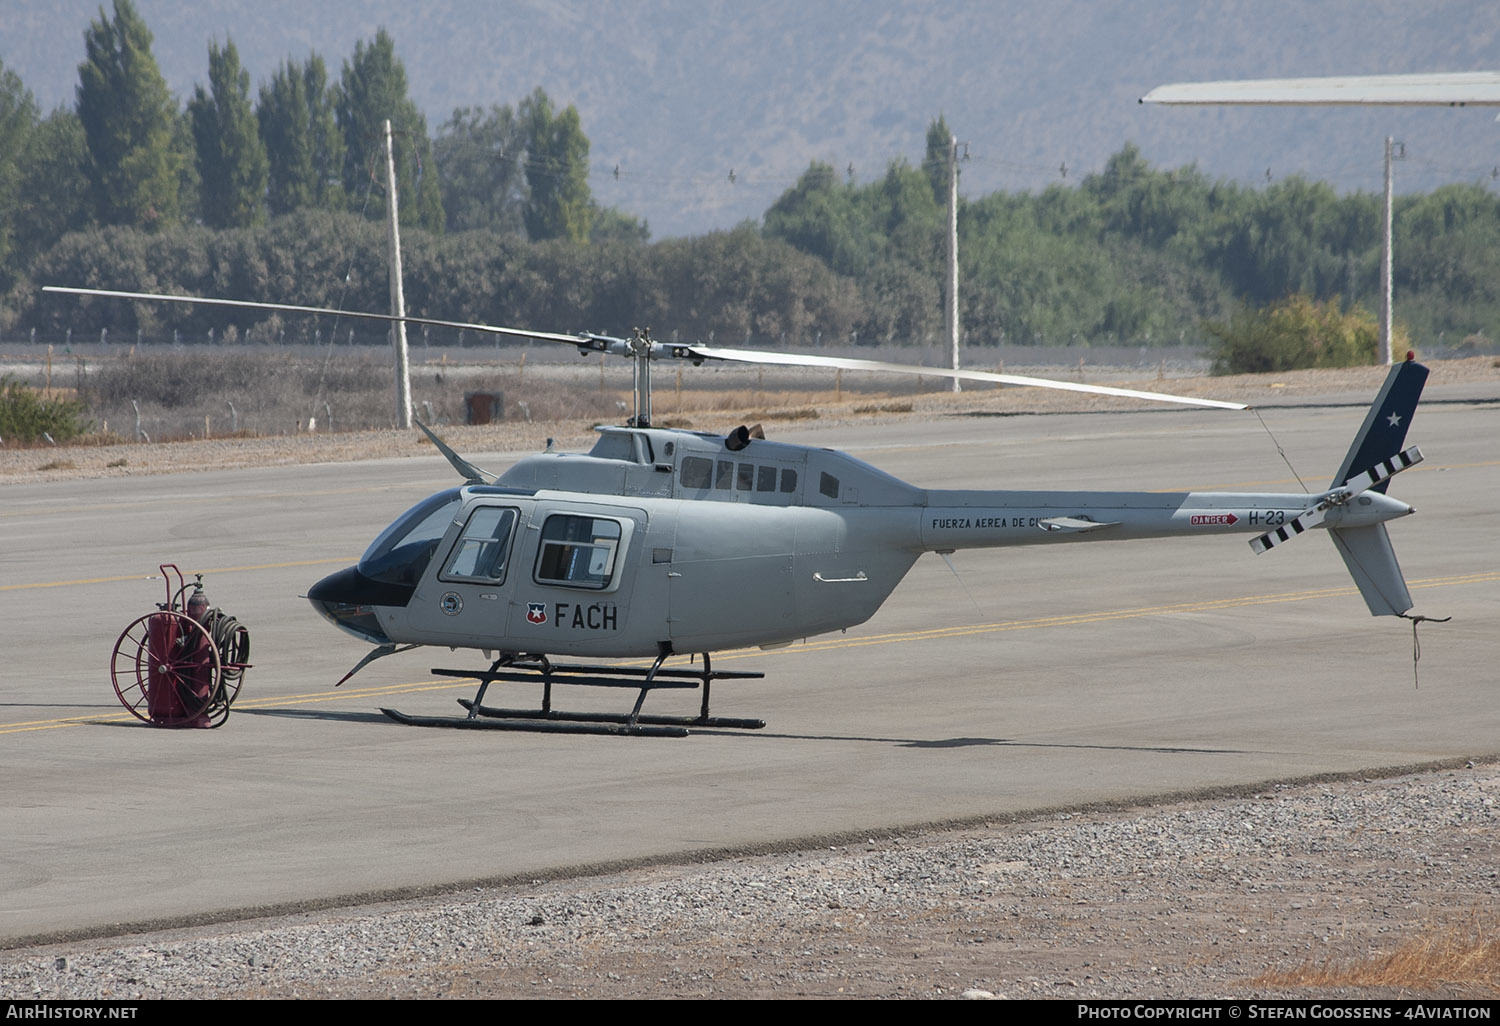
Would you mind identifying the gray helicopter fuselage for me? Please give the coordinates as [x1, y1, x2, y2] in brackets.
[310, 424, 1412, 660]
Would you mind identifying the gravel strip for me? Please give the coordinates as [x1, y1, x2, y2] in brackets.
[3, 763, 1496, 999]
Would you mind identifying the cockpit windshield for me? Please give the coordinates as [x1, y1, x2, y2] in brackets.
[358, 488, 463, 587]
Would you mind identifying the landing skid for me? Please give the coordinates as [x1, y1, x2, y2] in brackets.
[380, 706, 695, 737]
[379, 651, 766, 738]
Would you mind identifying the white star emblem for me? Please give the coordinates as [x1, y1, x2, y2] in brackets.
[1386, 411, 1402, 428]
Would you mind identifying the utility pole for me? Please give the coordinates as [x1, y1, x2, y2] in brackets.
[384, 119, 414, 429]
[946, 133, 960, 392]
[1380, 137, 1401, 366]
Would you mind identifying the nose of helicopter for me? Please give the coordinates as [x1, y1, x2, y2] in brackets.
[307, 565, 398, 645]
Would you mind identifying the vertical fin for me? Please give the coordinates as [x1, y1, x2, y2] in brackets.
[1325, 358, 1426, 616]
[1331, 357, 1428, 493]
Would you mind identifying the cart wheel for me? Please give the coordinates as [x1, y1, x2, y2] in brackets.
[110, 611, 223, 727]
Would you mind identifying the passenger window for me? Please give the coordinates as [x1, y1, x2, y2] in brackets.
[736, 463, 754, 491]
[715, 460, 734, 489]
[757, 466, 777, 492]
[442, 507, 518, 582]
[820, 472, 840, 499]
[680, 456, 711, 489]
[780, 469, 798, 493]
[534, 515, 622, 590]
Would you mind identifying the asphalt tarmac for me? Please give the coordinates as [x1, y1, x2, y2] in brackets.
[2, 383, 1496, 943]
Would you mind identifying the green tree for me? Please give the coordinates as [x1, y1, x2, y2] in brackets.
[1078, 144, 1235, 259]
[75, 0, 184, 229]
[336, 30, 442, 230]
[521, 89, 592, 243]
[0, 376, 91, 443]
[589, 205, 650, 244]
[0, 61, 39, 284]
[766, 153, 944, 341]
[763, 161, 869, 276]
[867, 159, 942, 257]
[1392, 184, 1500, 343]
[434, 104, 527, 234]
[170, 108, 201, 229]
[922, 115, 954, 207]
[1203, 176, 1350, 305]
[188, 39, 267, 228]
[10, 109, 92, 286]
[258, 55, 343, 216]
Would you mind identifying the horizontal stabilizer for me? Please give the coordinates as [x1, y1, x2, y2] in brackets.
[1329, 524, 1413, 616]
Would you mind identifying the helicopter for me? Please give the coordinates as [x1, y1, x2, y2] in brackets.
[44, 286, 1429, 736]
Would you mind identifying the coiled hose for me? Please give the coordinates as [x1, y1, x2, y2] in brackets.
[204, 608, 250, 685]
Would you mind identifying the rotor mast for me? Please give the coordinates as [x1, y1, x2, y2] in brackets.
[630, 328, 653, 427]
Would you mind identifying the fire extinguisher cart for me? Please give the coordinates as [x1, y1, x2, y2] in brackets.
[109, 564, 251, 728]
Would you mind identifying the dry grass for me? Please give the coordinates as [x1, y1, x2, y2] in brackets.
[62, 349, 642, 439]
[653, 386, 902, 415]
[1253, 920, 1500, 997]
[34, 458, 77, 471]
[739, 406, 820, 422]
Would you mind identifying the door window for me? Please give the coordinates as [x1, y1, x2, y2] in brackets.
[440, 506, 519, 583]
[534, 515, 623, 590]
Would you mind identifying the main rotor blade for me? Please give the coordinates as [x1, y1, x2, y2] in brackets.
[42, 286, 600, 348]
[44, 285, 1245, 410]
[682, 345, 1248, 411]
[1142, 72, 1500, 106]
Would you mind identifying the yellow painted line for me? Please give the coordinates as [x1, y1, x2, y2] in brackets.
[231, 679, 473, 708]
[0, 678, 475, 735]
[6, 570, 1493, 735]
[0, 558, 352, 592]
[0, 711, 139, 734]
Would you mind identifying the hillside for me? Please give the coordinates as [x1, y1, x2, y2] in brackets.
[4, 0, 1497, 237]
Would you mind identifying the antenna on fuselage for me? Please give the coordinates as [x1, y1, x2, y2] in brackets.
[414, 418, 492, 485]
